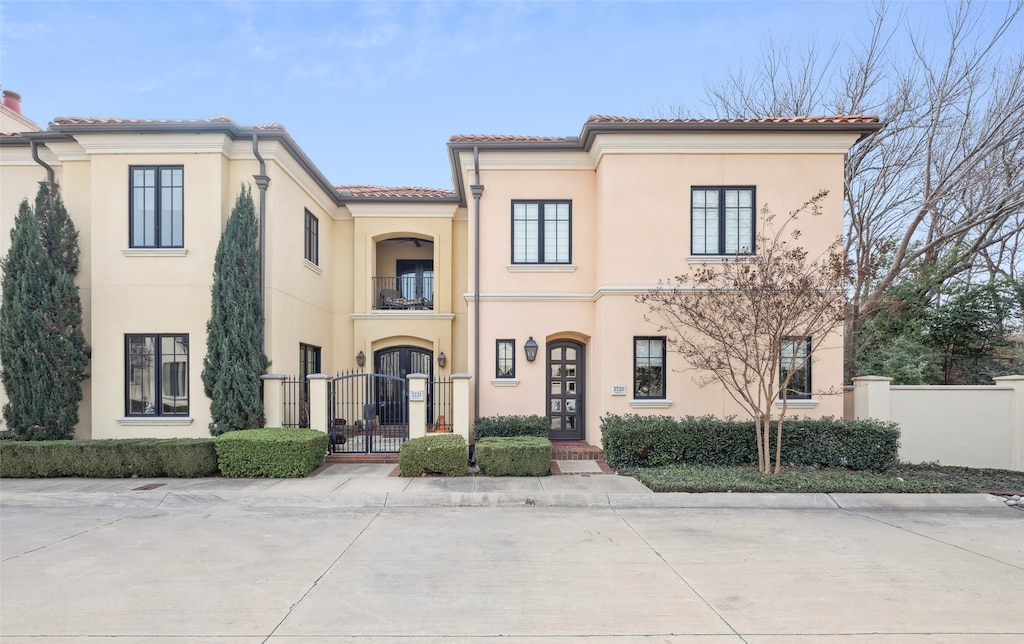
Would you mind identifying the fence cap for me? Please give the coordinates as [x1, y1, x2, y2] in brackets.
[307, 373, 333, 380]
[407, 373, 428, 380]
[452, 373, 472, 380]
[260, 373, 289, 380]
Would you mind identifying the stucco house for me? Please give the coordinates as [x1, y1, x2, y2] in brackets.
[0, 90, 880, 448]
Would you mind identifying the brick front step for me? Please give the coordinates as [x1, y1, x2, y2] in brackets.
[550, 441, 604, 461]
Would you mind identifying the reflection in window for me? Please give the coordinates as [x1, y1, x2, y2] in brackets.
[126, 334, 189, 416]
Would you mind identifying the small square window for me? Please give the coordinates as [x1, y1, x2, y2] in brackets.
[511, 201, 571, 264]
[691, 187, 755, 255]
[496, 340, 515, 378]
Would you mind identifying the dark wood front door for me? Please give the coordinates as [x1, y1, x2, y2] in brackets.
[374, 346, 432, 424]
[547, 340, 584, 440]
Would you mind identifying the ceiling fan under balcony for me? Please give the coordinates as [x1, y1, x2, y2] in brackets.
[391, 237, 430, 247]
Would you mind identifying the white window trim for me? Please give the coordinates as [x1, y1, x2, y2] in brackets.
[491, 378, 521, 387]
[775, 399, 820, 409]
[304, 259, 323, 274]
[629, 399, 673, 409]
[507, 264, 577, 273]
[123, 248, 188, 257]
[686, 255, 756, 264]
[117, 416, 194, 426]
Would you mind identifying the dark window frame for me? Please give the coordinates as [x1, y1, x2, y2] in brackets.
[495, 339, 516, 379]
[304, 209, 319, 265]
[510, 200, 572, 264]
[779, 336, 812, 400]
[129, 166, 184, 249]
[633, 336, 667, 399]
[690, 186, 756, 256]
[124, 333, 190, 416]
[299, 343, 322, 403]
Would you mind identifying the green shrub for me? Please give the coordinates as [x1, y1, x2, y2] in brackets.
[473, 415, 548, 439]
[399, 434, 467, 477]
[215, 428, 327, 478]
[476, 436, 551, 476]
[601, 414, 900, 472]
[0, 439, 218, 478]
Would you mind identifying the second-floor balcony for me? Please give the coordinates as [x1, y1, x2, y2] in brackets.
[373, 275, 434, 311]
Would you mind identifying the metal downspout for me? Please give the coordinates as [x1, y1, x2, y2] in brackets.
[30, 140, 55, 208]
[470, 147, 483, 442]
[252, 135, 270, 357]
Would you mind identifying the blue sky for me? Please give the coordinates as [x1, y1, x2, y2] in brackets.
[1, 1, 1020, 189]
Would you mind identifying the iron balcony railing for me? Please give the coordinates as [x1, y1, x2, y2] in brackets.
[372, 276, 434, 311]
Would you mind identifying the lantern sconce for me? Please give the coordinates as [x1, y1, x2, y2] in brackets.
[355, 351, 366, 368]
[437, 352, 447, 368]
[524, 336, 539, 362]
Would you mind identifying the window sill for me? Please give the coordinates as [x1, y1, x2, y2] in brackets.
[775, 399, 819, 409]
[304, 259, 323, 275]
[687, 255, 755, 263]
[507, 264, 577, 273]
[118, 416, 194, 426]
[629, 399, 672, 409]
[123, 248, 188, 257]
[491, 378, 520, 387]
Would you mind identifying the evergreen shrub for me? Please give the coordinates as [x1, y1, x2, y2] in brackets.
[0, 439, 218, 478]
[215, 428, 327, 478]
[473, 415, 548, 438]
[399, 434, 467, 477]
[601, 414, 900, 472]
[476, 436, 551, 476]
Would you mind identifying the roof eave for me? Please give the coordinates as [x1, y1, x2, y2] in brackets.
[578, 120, 885, 149]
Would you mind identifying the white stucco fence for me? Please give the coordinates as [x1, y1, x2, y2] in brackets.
[846, 375, 1024, 471]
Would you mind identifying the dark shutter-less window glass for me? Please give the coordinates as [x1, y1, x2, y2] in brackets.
[691, 187, 754, 255]
[130, 166, 183, 248]
[126, 334, 189, 416]
[779, 337, 811, 400]
[634, 337, 666, 399]
[304, 210, 319, 265]
[496, 339, 515, 378]
[512, 200, 571, 264]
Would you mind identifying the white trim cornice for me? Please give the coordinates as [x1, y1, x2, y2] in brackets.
[70, 133, 233, 156]
[345, 202, 459, 219]
[461, 151, 594, 173]
[587, 132, 862, 165]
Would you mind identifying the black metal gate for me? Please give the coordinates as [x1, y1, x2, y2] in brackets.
[328, 371, 409, 454]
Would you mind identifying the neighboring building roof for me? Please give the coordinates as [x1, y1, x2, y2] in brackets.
[449, 134, 571, 143]
[337, 185, 457, 199]
[585, 114, 881, 124]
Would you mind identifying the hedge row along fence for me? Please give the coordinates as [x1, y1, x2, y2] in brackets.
[600, 414, 901, 472]
[0, 428, 329, 479]
[473, 415, 548, 439]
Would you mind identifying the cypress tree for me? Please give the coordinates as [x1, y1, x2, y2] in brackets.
[202, 185, 269, 435]
[0, 184, 89, 440]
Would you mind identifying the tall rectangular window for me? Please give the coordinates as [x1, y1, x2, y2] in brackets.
[130, 167, 183, 248]
[125, 334, 189, 416]
[634, 337, 666, 399]
[304, 210, 319, 265]
[299, 343, 321, 403]
[496, 339, 515, 378]
[691, 187, 754, 255]
[780, 337, 812, 400]
[512, 200, 571, 264]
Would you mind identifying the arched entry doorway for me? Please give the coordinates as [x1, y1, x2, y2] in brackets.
[547, 339, 585, 440]
[374, 346, 433, 424]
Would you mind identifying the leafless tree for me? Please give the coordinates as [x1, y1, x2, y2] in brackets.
[695, 1, 1024, 380]
[639, 192, 848, 474]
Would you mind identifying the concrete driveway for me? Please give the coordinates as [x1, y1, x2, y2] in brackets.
[1, 466, 1022, 643]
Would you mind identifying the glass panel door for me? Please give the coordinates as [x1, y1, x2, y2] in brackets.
[547, 340, 584, 440]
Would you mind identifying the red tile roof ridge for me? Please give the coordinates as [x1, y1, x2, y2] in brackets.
[336, 184, 456, 198]
[587, 114, 881, 124]
[52, 115, 236, 126]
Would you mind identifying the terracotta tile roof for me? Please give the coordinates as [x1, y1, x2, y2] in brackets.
[586, 114, 881, 124]
[336, 185, 457, 199]
[0, 132, 23, 137]
[53, 115, 236, 126]
[449, 134, 570, 143]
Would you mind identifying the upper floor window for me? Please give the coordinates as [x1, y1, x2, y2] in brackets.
[496, 339, 515, 378]
[125, 334, 189, 416]
[691, 187, 754, 255]
[304, 210, 319, 265]
[130, 167, 183, 248]
[779, 337, 811, 400]
[512, 200, 571, 264]
[634, 337, 666, 399]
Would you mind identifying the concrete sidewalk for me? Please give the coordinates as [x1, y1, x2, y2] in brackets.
[2, 465, 1022, 643]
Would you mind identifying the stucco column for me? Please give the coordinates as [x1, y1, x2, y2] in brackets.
[452, 374, 471, 443]
[408, 374, 427, 440]
[993, 375, 1024, 471]
[260, 374, 287, 428]
[852, 376, 892, 422]
[307, 374, 332, 434]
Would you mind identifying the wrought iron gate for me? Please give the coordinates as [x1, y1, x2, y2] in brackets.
[328, 371, 409, 454]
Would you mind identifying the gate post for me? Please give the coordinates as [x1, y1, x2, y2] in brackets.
[408, 374, 428, 439]
[260, 374, 287, 428]
[452, 374, 471, 443]
[307, 374, 332, 434]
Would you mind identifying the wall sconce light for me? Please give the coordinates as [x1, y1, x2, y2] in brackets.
[524, 336, 539, 362]
[437, 352, 447, 368]
[355, 351, 366, 368]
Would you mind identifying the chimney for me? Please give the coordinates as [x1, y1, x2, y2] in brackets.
[2, 90, 23, 115]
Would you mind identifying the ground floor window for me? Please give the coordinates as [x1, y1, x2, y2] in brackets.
[780, 337, 811, 399]
[299, 343, 321, 403]
[125, 334, 189, 416]
[634, 337, 666, 399]
[496, 339, 515, 378]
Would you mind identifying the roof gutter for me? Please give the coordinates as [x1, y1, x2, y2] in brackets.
[470, 146, 483, 441]
[252, 135, 270, 363]
[29, 139, 54, 185]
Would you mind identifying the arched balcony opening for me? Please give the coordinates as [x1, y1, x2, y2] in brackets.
[373, 236, 435, 311]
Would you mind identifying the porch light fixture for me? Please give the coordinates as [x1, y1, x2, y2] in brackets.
[355, 351, 366, 368]
[437, 352, 447, 368]
[524, 336, 539, 362]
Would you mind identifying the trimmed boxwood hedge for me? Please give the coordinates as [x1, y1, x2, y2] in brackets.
[215, 428, 328, 478]
[601, 414, 900, 472]
[476, 436, 551, 476]
[0, 438, 218, 478]
[473, 415, 548, 439]
[399, 434, 467, 477]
